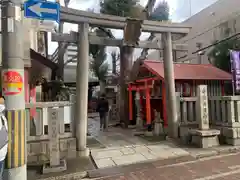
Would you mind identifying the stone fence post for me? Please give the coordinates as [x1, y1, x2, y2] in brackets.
[69, 94, 76, 136]
[43, 107, 67, 174]
[135, 91, 143, 129]
[175, 92, 181, 138]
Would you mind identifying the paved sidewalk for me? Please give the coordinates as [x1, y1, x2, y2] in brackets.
[87, 117, 240, 169]
[93, 153, 240, 180]
[91, 142, 190, 168]
[88, 117, 190, 168]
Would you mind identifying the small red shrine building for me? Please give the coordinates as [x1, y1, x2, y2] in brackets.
[128, 60, 232, 126]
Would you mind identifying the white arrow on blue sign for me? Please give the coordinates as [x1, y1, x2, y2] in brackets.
[24, 0, 60, 23]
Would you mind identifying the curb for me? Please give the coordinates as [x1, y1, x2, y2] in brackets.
[89, 150, 99, 169]
[189, 146, 240, 159]
[37, 171, 88, 180]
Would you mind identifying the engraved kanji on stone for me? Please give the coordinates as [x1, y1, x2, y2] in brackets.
[203, 107, 207, 113]
[51, 145, 58, 152]
[52, 112, 56, 117]
[203, 95, 207, 101]
[49, 108, 60, 166]
[203, 118, 208, 124]
[51, 114, 57, 120]
[203, 101, 207, 107]
[51, 121, 57, 126]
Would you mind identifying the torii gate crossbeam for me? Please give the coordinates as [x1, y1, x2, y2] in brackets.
[60, 6, 190, 34]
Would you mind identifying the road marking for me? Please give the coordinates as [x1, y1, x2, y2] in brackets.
[194, 169, 240, 180]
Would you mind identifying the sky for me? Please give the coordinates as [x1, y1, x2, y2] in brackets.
[48, 0, 218, 63]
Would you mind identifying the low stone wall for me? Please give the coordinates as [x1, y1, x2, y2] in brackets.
[179, 124, 198, 144]
[212, 125, 240, 146]
[180, 124, 240, 146]
[27, 137, 76, 164]
[209, 96, 240, 146]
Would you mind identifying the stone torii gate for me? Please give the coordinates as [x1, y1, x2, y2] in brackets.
[52, 6, 191, 156]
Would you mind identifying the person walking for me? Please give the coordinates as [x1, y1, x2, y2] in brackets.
[96, 94, 109, 131]
[0, 96, 8, 178]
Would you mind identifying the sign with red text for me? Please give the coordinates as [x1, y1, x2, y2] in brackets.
[2, 71, 23, 96]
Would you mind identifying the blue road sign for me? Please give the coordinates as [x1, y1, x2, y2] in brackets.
[24, 0, 60, 23]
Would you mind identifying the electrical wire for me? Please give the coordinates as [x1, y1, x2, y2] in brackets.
[176, 33, 240, 60]
[192, 33, 240, 54]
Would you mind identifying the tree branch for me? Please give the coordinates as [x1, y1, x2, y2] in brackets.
[140, 0, 172, 59]
[139, 0, 156, 58]
[98, 27, 116, 39]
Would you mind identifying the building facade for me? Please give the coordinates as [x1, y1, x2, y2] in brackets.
[148, 0, 240, 64]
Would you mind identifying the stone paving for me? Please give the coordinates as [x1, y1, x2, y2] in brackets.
[87, 116, 190, 168]
[91, 143, 190, 168]
[93, 153, 240, 180]
[87, 116, 240, 169]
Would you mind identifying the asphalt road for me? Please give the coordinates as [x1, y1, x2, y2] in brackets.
[95, 153, 240, 180]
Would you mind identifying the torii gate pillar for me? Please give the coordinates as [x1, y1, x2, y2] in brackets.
[162, 32, 178, 138]
[75, 23, 89, 156]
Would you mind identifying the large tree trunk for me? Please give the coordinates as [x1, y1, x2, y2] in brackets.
[112, 57, 116, 74]
[99, 81, 106, 95]
[119, 46, 134, 128]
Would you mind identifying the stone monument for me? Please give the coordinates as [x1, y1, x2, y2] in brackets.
[189, 85, 220, 148]
[43, 107, 67, 174]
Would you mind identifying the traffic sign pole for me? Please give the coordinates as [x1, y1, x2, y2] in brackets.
[1, 0, 27, 180]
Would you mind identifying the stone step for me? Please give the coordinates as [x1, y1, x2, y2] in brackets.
[87, 155, 196, 179]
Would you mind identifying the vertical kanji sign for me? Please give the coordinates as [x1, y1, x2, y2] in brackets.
[230, 50, 240, 92]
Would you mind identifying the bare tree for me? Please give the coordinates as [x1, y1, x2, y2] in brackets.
[90, 47, 109, 94]
[111, 51, 120, 75]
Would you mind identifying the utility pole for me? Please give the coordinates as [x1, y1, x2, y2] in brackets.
[1, 0, 26, 180]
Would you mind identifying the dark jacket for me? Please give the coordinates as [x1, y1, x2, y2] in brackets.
[96, 98, 109, 114]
